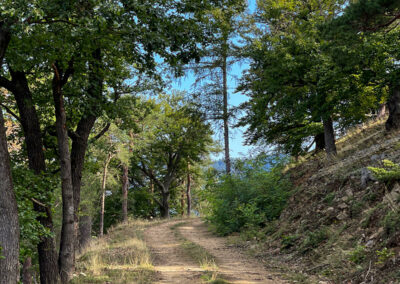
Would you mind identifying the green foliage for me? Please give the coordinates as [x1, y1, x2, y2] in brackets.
[323, 192, 336, 205]
[238, 0, 386, 156]
[382, 210, 400, 236]
[12, 166, 56, 258]
[203, 154, 292, 235]
[376, 247, 395, 265]
[0, 246, 4, 260]
[300, 227, 329, 254]
[281, 234, 300, 250]
[368, 160, 400, 182]
[348, 245, 367, 264]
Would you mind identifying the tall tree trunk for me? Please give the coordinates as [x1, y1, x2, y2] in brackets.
[0, 108, 20, 284]
[52, 64, 75, 283]
[315, 132, 325, 151]
[150, 179, 156, 217]
[122, 164, 129, 222]
[78, 214, 92, 252]
[181, 187, 185, 217]
[1, 22, 58, 284]
[71, 117, 95, 247]
[8, 71, 59, 284]
[222, 52, 231, 174]
[22, 257, 33, 284]
[186, 171, 191, 217]
[323, 116, 337, 156]
[100, 153, 112, 237]
[72, 48, 102, 250]
[160, 190, 170, 218]
[386, 87, 400, 131]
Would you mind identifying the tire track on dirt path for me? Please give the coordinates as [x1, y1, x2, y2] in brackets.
[178, 218, 288, 284]
[144, 220, 204, 283]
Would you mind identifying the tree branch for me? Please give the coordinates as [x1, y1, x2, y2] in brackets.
[90, 123, 111, 142]
[0, 76, 15, 92]
[139, 160, 165, 191]
[0, 103, 20, 122]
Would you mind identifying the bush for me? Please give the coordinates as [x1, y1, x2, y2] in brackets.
[382, 210, 400, 236]
[368, 160, 400, 182]
[300, 227, 329, 254]
[348, 245, 367, 264]
[202, 154, 292, 235]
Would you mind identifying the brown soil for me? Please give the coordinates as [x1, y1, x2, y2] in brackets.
[144, 219, 287, 284]
[144, 220, 204, 283]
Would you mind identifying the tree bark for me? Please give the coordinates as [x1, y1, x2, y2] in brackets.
[71, 48, 102, 249]
[52, 64, 75, 283]
[122, 164, 129, 222]
[186, 171, 191, 217]
[22, 257, 33, 284]
[160, 190, 170, 218]
[315, 132, 325, 151]
[6, 70, 60, 284]
[222, 51, 231, 174]
[0, 107, 20, 284]
[323, 116, 337, 156]
[181, 187, 185, 217]
[386, 87, 400, 131]
[100, 153, 112, 237]
[78, 214, 92, 252]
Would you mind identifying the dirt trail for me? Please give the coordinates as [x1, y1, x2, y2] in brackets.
[144, 219, 287, 284]
[144, 220, 204, 283]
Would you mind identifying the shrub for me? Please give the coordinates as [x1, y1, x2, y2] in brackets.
[368, 160, 400, 182]
[300, 227, 329, 254]
[376, 247, 395, 265]
[348, 245, 367, 264]
[281, 234, 300, 249]
[382, 210, 400, 236]
[202, 154, 292, 235]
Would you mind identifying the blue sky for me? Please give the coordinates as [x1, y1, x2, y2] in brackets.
[171, 0, 258, 159]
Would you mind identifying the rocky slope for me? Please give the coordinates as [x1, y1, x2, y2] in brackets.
[242, 119, 400, 283]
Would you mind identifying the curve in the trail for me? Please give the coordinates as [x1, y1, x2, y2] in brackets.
[144, 219, 287, 284]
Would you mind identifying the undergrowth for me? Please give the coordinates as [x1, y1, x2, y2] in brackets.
[71, 219, 158, 284]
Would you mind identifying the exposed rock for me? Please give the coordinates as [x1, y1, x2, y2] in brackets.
[326, 207, 335, 216]
[383, 183, 400, 210]
[338, 203, 348, 210]
[371, 153, 385, 162]
[365, 239, 375, 248]
[360, 168, 377, 188]
[345, 188, 353, 197]
[337, 212, 348, 220]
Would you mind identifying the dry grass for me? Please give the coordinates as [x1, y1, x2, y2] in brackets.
[285, 116, 400, 181]
[71, 219, 159, 284]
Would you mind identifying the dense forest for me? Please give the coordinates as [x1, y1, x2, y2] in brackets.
[0, 0, 400, 283]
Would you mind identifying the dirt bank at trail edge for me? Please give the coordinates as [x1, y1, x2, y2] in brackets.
[144, 219, 287, 284]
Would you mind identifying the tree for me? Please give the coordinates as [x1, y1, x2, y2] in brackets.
[132, 95, 213, 218]
[327, 0, 400, 131]
[192, 0, 246, 173]
[0, 107, 19, 283]
[0, 0, 223, 281]
[0, 20, 19, 284]
[238, 0, 381, 156]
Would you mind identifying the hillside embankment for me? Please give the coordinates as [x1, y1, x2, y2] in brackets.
[231, 119, 400, 283]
